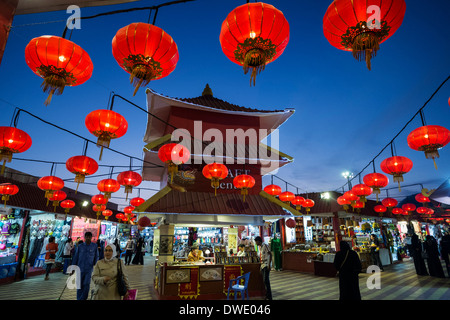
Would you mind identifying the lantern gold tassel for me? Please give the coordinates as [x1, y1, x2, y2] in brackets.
[41, 75, 66, 106]
[130, 65, 153, 96]
[1, 160, 6, 176]
[243, 49, 267, 86]
[351, 32, 379, 71]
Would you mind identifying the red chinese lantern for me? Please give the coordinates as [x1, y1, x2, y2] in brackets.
[407, 125, 450, 170]
[380, 156, 413, 191]
[323, 0, 406, 70]
[138, 216, 151, 228]
[85, 110, 128, 161]
[291, 196, 305, 210]
[0, 127, 32, 175]
[337, 196, 351, 211]
[202, 163, 228, 196]
[66, 155, 99, 192]
[91, 194, 108, 206]
[93, 204, 106, 219]
[0, 183, 18, 207]
[117, 170, 142, 200]
[97, 178, 120, 200]
[130, 197, 145, 208]
[363, 172, 389, 201]
[302, 199, 315, 213]
[60, 199, 75, 215]
[426, 208, 434, 215]
[124, 206, 134, 215]
[392, 207, 403, 215]
[37, 176, 64, 204]
[219, 2, 290, 85]
[25, 36, 93, 105]
[402, 203, 416, 215]
[112, 22, 179, 96]
[374, 204, 387, 214]
[233, 174, 256, 202]
[416, 207, 428, 214]
[279, 191, 295, 203]
[115, 213, 125, 222]
[48, 190, 67, 212]
[263, 184, 282, 196]
[352, 183, 373, 202]
[102, 209, 113, 220]
[352, 200, 365, 212]
[343, 190, 359, 205]
[382, 197, 398, 212]
[158, 143, 190, 183]
[415, 193, 430, 207]
[285, 219, 296, 229]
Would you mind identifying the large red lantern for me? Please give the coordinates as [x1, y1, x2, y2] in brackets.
[337, 196, 351, 211]
[97, 179, 120, 200]
[415, 193, 430, 207]
[416, 207, 428, 215]
[60, 199, 75, 214]
[402, 203, 416, 215]
[426, 208, 434, 216]
[48, 190, 67, 212]
[0, 127, 32, 175]
[102, 209, 113, 220]
[37, 176, 64, 204]
[285, 219, 296, 229]
[291, 196, 305, 210]
[91, 194, 108, 206]
[116, 213, 125, 222]
[263, 184, 282, 196]
[323, 0, 406, 70]
[352, 184, 373, 202]
[93, 204, 106, 219]
[374, 204, 387, 215]
[302, 199, 315, 213]
[363, 172, 389, 201]
[112, 23, 179, 96]
[138, 216, 151, 228]
[352, 200, 365, 212]
[130, 197, 145, 208]
[117, 170, 142, 200]
[233, 174, 255, 202]
[202, 163, 228, 196]
[279, 191, 295, 203]
[66, 155, 98, 192]
[343, 190, 359, 205]
[219, 2, 290, 85]
[382, 197, 398, 212]
[158, 143, 190, 183]
[392, 207, 403, 215]
[25, 36, 93, 105]
[380, 156, 413, 191]
[85, 110, 128, 161]
[407, 125, 450, 169]
[0, 183, 18, 207]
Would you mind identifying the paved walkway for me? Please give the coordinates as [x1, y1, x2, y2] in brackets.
[0, 256, 449, 300]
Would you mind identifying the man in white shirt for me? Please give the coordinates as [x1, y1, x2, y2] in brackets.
[125, 236, 135, 265]
[255, 236, 272, 300]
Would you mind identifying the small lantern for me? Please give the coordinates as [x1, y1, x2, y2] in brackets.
[97, 178, 121, 200]
[279, 191, 295, 203]
[48, 190, 67, 212]
[37, 176, 64, 205]
[158, 143, 190, 183]
[102, 209, 113, 220]
[130, 197, 145, 208]
[117, 170, 142, 201]
[66, 155, 99, 192]
[291, 196, 305, 210]
[202, 163, 228, 196]
[0, 183, 19, 207]
[233, 174, 255, 202]
[0, 127, 32, 175]
[263, 184, 282, 196]
[380, 156, 413, 191]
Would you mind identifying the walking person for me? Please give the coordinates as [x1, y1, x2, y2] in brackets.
[439, 232, 450, 277]
[408, 233, 428, 275]
[62, 238, 74, 275]
[91, 244, 130, 300]
[423, 235, 445, 278]
[369, 234, 384, 271]
[113, 239, 122, 259]
[44, 236, 58, 280]
[333, 241, 362, 300]
[124, 236, 135, 265]
[255, 236, 272, 300]
[71, 232, 99, 300]
[132, 237, 145, 265]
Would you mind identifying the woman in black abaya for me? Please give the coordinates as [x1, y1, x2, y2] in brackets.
[423, 235, 445, 278]
[333, 241, 362, 300]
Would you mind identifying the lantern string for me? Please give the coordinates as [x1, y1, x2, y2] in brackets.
[334, 74, 450, 192]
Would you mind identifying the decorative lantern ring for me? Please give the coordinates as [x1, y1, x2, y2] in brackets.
[219, 2, 290, 86]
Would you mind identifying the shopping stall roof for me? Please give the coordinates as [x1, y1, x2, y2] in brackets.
[430, 178, 450, 206]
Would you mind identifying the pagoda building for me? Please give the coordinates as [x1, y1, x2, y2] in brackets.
[135, 85, 298, 228]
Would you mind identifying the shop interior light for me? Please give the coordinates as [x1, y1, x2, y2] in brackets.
[321, 192, 330, 199]
[82, 200, 89, 207]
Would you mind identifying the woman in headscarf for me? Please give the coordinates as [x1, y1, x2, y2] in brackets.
[91, 243, 130, 300]
[423, 235, 445, 278]
[333, 241, 362, 300]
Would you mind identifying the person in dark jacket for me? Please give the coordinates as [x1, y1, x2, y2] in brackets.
[439, 232, 450, 277]
[408, 233, 428, 276]
[369, 234, 384, 271]
[423, 235, 445, 278]
[132, 237, 145, 265]
[333, 241, 362, 300]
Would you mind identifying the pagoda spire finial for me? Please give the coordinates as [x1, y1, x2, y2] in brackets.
[202, 84, 213, 97]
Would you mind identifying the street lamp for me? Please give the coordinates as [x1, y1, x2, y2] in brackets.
[342, 171, 354, 191]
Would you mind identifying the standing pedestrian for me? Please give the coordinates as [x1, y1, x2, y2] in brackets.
[132, 237, 145, 265]
[408, 233, 428, 275]
[62, 238, 74, 275]
[333, 241, 362, 300]
[255, 236, 272, 300]
[270, 234, 282, 271]
[124, 236, 135, 265]
[44, 236, 58, 280]
[113, 239, 122, 258]
[440, 232, 450, 277]
[71, 232, 99, 300]
[91, 244, 130, 300]
[423, 235, 445, 278]
[369, 234, 384, 271]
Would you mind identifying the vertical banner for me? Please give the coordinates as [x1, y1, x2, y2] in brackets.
[178, 267, 199, 299]
[228, 227, 238, 254]
[223, 265, 243, 295]
[153, 229, 160, 256]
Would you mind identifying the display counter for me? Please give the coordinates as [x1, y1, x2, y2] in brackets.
[282, 251, 317, 273]
[155, 262, 265, 300]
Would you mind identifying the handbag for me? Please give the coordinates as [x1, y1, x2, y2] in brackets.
[117, 259, 128, 296]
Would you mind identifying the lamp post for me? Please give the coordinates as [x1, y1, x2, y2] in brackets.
[342, 171, 354, 191]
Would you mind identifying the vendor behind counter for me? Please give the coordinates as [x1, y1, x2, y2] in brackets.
[187, 244, 205, 262]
